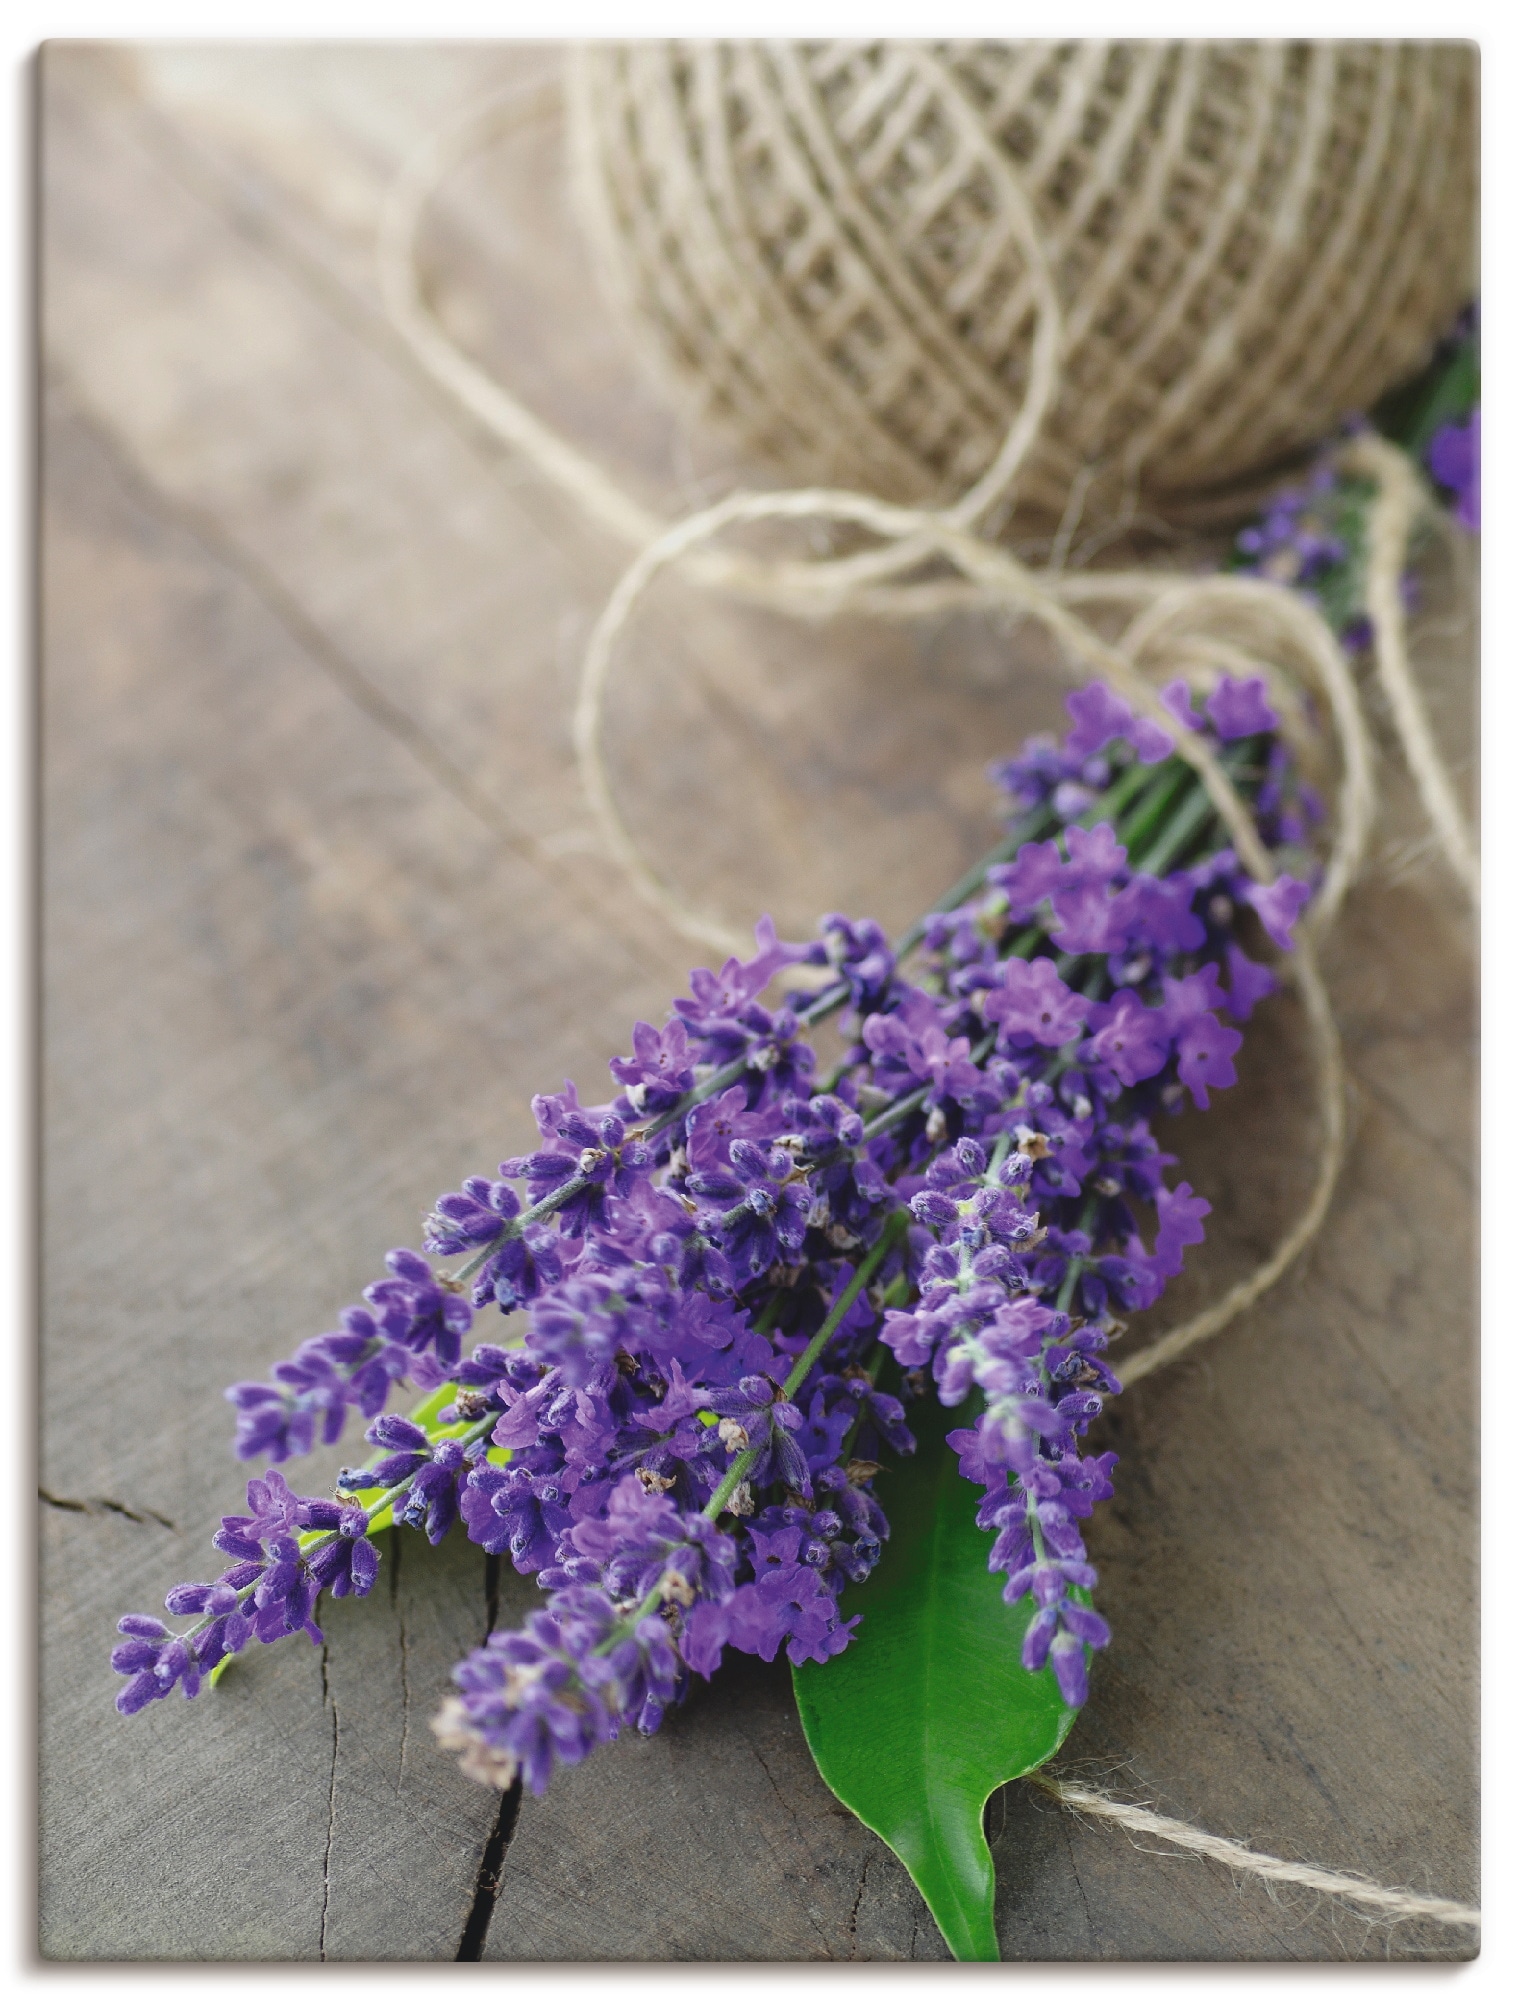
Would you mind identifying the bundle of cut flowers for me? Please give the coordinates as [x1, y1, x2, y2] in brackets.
[112, 666, 1316, 1947]
[109, 321, 1475, 1963]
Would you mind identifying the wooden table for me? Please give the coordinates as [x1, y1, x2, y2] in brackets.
[39, 43, 1478, 1962]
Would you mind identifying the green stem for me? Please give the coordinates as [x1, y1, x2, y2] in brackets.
[834, 1342, 895, 1468]
[705, 1210, 910, 1521]
[1075, 753, 1156, 829]
[1113, 757, 1189, 858]
[1056, 1196, 1101, 1314]
[1125, 740, 1263, 880]
[895, 801, 1056, 956]
[451, 979, 853, 1285]
[861, 1083, 930, 1142]
[606, 1213, 911, 1644]
[1128, 780, 1217, 878]
[750, 1292, 786, 1340]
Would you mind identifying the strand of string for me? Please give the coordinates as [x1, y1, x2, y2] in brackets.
[376, 76, 1477, 1931]
[1026, 1776, 1480, 1929]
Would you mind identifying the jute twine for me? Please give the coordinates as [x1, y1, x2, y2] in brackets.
[377, 66, 1479, 1932]
[569, 41, 1476, 535]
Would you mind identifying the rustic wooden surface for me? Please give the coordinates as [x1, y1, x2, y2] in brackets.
[38, 43, 1478, 1963]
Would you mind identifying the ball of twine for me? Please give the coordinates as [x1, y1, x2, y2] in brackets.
[568, 40, 1476, 536]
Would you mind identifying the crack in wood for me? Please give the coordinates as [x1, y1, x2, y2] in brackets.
[747, 1741, 836, 1958]
[396, 1535, 412, 1787]
[318, 1642, 337, 1962]
[455, 1780, 523, 1961]
[847, 1852, 868, 1958]
[483, 1551, 502, 1641]
[39, 1487, 175, 1530]
[454, 1549, 521, 1960]
[1060, 1813, 1096, 1946]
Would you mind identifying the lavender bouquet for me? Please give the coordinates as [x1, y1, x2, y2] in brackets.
[110, 330, 1476, 1962]
[113, 663, 1319, 1955]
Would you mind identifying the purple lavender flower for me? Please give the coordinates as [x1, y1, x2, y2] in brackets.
[112, 1468, 381, 1715]
[686, 1139, 811, 1282]
[111, 1616, 214, 1714]
[700, 1374, 811, 1495]
[217, 1468, 303, 1549]
[983, 957, 1092, 1050]
[563, 1475, 738, 1611]
[299, 1501, 381, 1595]
[423, 1175, 521, 1256]
[1087, 992, 1170, 1087]
[432, 1585, 677, 1793]
[1427, 409, 1478, 532]
[609, 1019, 696, 1115]
[511, 1109, 655, 1238]
[225, 1324, 413, 1462]
[816, 913, 898, 1015]
[460, 1459, 574, 1572]
[365, 1249, 475, 1372]
[1063, 682, 1173, 765]
[862, 1008, 982, 1111]
[1224, 944, 1276, 1022]
[1244, 876, 1312, 952]
[725, 1564, 860, 1667]
[1205, 675, 1278, 742]
[684, 1083, 782, 1172]
[1148, 1182, 1211, 1279]
[1231, 462, 1347, 590]
[1158, 971, 1243, 1110]
[990, 839, 1067, 919]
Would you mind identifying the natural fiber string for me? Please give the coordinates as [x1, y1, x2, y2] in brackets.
[376, 76, 1478, 1934]
[573, 44, 1475, 535]
[1027, 1776, 1481, 1930]
[1344, 430, 1481, 903]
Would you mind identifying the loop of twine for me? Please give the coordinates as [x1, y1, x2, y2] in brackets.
[377, 74, 1478, 1931]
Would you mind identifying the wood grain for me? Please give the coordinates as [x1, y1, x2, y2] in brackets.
[39, 42, 1477, 1961]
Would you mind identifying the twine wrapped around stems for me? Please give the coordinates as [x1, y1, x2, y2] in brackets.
[376, 56, 1478, 1935]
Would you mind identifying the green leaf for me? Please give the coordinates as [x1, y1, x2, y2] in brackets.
[792, 1390, 1081, 1961]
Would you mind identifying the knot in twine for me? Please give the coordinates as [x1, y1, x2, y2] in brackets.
[377, 71, 1478, 1933]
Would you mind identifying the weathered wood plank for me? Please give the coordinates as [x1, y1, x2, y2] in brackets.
[484, 1646, 950, 1963]
[41, 44, 1084, 952]
[41, 40, 1476, 1963]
